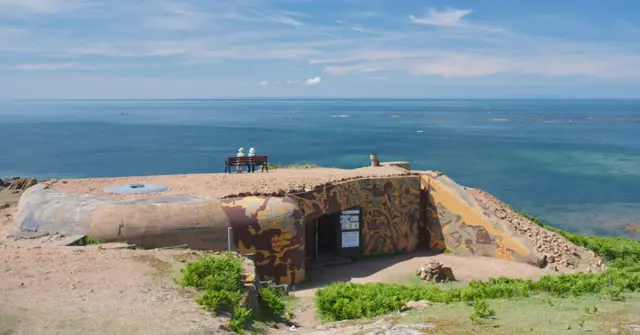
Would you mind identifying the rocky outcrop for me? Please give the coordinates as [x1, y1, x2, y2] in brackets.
[469, 188, 605, 272]
[1, 177, 38, 192]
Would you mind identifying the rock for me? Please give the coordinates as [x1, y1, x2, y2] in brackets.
[624, 325, 640, 333]
[419, 261, 455, 283]
[627, 224, 638, 234]
[6, 177, 38, 191]
[401, 300, 432, 311]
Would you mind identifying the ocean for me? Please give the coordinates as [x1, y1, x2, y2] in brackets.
[1, 99, 639, 238]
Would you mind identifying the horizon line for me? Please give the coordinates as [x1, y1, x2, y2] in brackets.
[3, 97, 640, 102]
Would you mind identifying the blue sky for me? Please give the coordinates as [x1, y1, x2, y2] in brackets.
[1, 0, 640, 98]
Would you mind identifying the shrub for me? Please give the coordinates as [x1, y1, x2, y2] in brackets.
[180, 254, 242, 291]
[470, 299, 496, 324]
[180, 254, 250, 331]
[179, 254, 290, 332]
[197, 289, 243, 313]
[259, 287, 286, 319]
[229, 306, 253, 333]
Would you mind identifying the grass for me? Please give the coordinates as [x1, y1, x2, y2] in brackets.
[69, 236, 106, 246]
[470, 300, 496, 324]
[393, 293, 640, 334]
[84, 236, 106, 245]
[315, 212, 640, 322]
[178, 252, 287, 334]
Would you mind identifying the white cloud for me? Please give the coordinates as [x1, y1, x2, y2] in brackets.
[0, 62, 105, 71]
[250, 10, 305, 26]
[3, 0, 640, 97]
[320, 52, 640, 79]
[305, 76, 322, 85]
[325, 63, 382, 75]
[0, 0, 86, 14]
[409, 7, 473, 27]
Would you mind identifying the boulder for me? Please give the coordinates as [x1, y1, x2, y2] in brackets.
[419, 260, 456, 283]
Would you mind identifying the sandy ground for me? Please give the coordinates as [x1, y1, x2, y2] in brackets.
[47, 166, 410, 199]
[0, 204, 223, 335]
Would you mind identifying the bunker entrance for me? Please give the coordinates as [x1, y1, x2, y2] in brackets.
[305, 207, 363, 268]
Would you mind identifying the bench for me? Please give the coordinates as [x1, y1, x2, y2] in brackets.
[225, 156, 269, 173]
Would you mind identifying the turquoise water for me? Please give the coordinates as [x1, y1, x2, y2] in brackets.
[1, 99, 639, 238]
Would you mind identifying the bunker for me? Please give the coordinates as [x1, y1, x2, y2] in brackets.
[12, 164, 544, 285]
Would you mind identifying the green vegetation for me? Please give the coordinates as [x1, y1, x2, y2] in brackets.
[470, 300, 496, 324]
[70, 236, 106, 246]
[258, 287, 286, 319]
[179, 253, 287, 333]
[386, 293, 640, 334]
[518, 211, 640, 269]
[179, 254, 247, 332]
[315, 212, 640, 322]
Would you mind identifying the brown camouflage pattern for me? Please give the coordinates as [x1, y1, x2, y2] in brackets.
[288, 176, 422, 256]
[83, 195, 305, 286]
[220, 196, 305, 285]
[422, 173, 545, 267]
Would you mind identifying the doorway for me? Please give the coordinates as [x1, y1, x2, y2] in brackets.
[317, 213, 339, 255]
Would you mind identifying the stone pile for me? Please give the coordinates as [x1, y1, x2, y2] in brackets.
[416, 260, 455, 283]
[469, 188, 605, 272]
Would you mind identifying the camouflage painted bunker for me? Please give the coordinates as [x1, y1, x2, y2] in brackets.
[13, 167, 545, 286]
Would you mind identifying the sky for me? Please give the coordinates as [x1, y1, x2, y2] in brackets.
[1, 0, 640, 99]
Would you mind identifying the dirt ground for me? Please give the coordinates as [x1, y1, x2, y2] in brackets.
[0, 204, 224, 335]
[285, 251, 582, 331]
[0, 187, 611, 335]
[294, 251, 569, 298]
[47, 165, 409, 200]
[2, 197, 583, 335]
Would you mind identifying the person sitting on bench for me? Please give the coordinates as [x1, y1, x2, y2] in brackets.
[248, 147, 256, 172]
[236, 147, 245, 173]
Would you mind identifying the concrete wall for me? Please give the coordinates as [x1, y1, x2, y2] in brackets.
[14, 185, 306, 285]
[13, 172, 546, 287]
[288, 175, 423, 256]
[421, 172, 545, 267]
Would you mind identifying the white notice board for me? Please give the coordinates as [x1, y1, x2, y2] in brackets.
[341, 231, 360, 248]
[340, 209, 360, 230]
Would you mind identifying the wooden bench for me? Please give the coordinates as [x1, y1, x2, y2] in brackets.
[225, 156, 269, 173]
